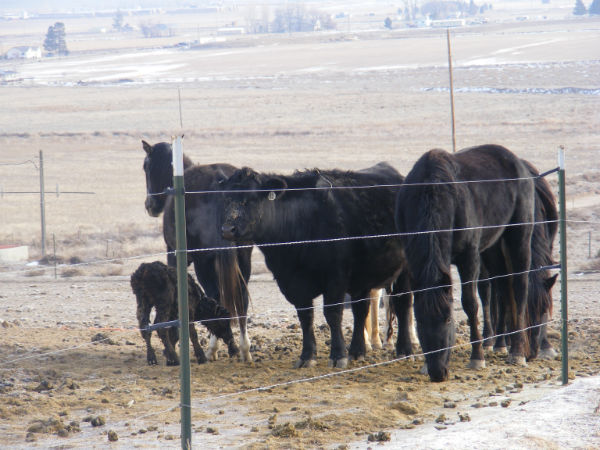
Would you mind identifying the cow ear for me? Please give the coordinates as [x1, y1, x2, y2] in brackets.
[142, 140, 153, 155]
[215, 168, 229, 185]
[545, 274, 558, 291]
[264, 177, 287, 200]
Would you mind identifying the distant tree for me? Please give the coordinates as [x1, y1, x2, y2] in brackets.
[43, 22, 68, 55]
[468, 0, 479, 15]
[43, 25, 56, 53]
[573, 0, 587, 15]
[589, 0, 600, 14]
[271, 4, 335, 33]
[113, 10, 124, 31]
[384, 17, 393, 29]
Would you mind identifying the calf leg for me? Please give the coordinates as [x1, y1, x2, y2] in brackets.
[188, 323, 207, 364]
[137, 303, 157, 365]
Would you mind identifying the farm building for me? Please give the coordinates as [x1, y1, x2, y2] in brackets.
[5, 46, 41, 59]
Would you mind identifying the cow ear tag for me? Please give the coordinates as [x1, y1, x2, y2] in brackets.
[268, 191, 276, 201]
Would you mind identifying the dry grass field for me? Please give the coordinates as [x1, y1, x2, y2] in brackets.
[1, 6, 600, 448]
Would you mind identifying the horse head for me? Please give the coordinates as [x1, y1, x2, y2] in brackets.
[413, 272, 455, 382]
[142, 140, 173, 217]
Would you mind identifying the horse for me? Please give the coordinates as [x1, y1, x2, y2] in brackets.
[130, 261, 237, 366]
[479, 159, 558, 359]
[141, 140, 253, 362]
[395, 144, 535, 382]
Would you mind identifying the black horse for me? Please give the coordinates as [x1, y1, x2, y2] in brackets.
[395, 144, 535, 382]
[479, 159, 558, 359]
[142, 140, 253, 362]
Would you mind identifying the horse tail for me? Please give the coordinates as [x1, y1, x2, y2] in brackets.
[383, 287, 395, 343]
[500, 240, 531, 357]
[215, 247, 246, 324]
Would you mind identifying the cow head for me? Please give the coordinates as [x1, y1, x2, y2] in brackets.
[220, 167, 287, 243]
[142, 140, 173, 217]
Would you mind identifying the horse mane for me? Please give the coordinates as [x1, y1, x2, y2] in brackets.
[183, 153, 193, 170]
[400, 149, 458, 290]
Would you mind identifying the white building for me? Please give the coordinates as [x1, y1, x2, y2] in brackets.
[5, 46, 42, 60]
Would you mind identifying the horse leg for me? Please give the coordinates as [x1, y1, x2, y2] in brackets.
[363, 298, 372, 353]
[193, 256, 225, 361]
[294, 302, 317, 368]
[456, 250, 485, 369]
[492, 279, 508, 354]
[539, 313, 557, 359]
[238, 314, 252, 362]
[390, 271, 414, 357]
[237, 249, 253, 362]
[369, 289, 383, 349]
[478, 264, 495, 349]
[363, 289, 382, 352]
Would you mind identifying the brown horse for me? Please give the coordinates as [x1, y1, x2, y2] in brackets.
[142, 140, 253, 362]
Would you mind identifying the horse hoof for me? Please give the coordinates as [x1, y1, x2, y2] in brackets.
[166, 360, 180, 366]
[468, 359, 486, 370]
[240, 350, 253, 363]
[293, 358, 316, 369]
[419, 364, 428, 375]
[539, 348, 557, 360]
[494, 346, 508, 355]
[328, 357, 349, 369]
[507, 355, 527, 367]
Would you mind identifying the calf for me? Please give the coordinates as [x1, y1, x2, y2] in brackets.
[130, 261, 237, 366]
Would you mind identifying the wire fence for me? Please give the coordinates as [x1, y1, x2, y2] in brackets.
[1, 157, 600, 447]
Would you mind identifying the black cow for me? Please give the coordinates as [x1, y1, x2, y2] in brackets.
[220, 163, 412, 368]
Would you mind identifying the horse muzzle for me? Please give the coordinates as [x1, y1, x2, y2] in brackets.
[145, 197, 161, 217]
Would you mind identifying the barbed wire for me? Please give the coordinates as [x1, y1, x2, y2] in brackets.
[0, 159, 38, 168]
[146, 171, 556, 197]
[0, 264, 561, 367]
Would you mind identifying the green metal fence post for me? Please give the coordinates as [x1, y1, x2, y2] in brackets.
[558, 146, 569, 385]
[172, 135, 192, 448]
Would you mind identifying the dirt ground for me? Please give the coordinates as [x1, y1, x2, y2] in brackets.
[1, 8, 600, 449]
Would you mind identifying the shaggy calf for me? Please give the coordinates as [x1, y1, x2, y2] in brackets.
[130, 261, 238, 366]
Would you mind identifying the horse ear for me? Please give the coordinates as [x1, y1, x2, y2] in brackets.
[142, 140, 153, 155]
[545, 274, 558, 291]
[263, 176, 287, 200]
